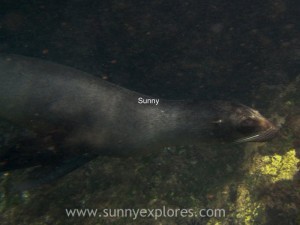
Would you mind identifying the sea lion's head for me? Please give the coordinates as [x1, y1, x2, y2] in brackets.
[212, 102, 278, 143]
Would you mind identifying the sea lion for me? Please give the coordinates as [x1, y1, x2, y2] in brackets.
[0, 54, 278, 176]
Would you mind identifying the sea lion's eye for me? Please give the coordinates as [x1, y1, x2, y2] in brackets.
[238, 118, 259, 134]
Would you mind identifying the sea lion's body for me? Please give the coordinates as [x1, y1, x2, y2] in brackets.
[0, 55, 277, 174]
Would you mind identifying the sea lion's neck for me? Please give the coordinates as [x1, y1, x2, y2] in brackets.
[99, 99, 217, 155]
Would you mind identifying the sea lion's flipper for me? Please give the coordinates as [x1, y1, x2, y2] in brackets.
[0, 144, 63, 171]
[10, 153, 97, 191]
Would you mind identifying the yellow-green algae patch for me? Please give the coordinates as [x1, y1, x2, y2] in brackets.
[250, 149, 299, 183]
[207, 148, 299, 225]
[207, 184, 265, 225]
[234, 184, 264, 225]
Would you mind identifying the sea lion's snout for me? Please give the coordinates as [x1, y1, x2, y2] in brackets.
[235, 119, 278, 143]
[233, 106, 279, 143]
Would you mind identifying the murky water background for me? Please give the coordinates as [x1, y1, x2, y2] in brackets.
[0, 0, 299, 224]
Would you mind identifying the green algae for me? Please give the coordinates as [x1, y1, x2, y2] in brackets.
[251, 149, 299, 183]
[205, 148, 299, 225]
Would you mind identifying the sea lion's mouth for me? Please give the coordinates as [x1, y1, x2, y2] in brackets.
[234, 126, 279, 143]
